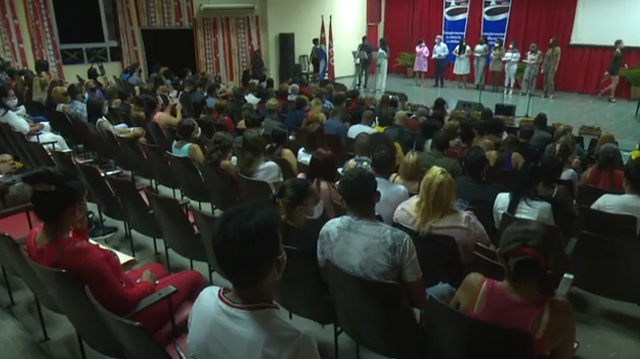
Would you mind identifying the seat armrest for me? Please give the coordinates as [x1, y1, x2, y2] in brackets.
[174, 342, 188, 359]
[75, 158, 95, 164]
[61, 149, 74, 154]
[0, 203, 32, 219]
[125, 285, 177, 317]
[564, 237, 578, 255]
[101, 169, 123, 178]
[179, 199, 190, 207]
[556, 273, 574, 298]
[37, 140, 57, 147]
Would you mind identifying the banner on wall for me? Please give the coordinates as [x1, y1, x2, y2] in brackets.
[481, 0, 512, 46]
[442, 0, 470, 64]
[328, 16, 335, 81]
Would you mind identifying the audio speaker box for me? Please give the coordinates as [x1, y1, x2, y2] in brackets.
[278, 33, 295, 84]
[495, 103, 516, 117]
[455, 100, 484, 113]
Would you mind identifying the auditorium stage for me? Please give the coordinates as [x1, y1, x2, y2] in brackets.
[344, 74, 640, 151]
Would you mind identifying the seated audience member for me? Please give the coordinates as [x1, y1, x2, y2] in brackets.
[65, 84, 88, 121]
[544, 126, 587, 162]
[347, 110, 376, 139]
[591, 158, 640, 234]
[297, 122, 326, 165]
[450, 220, 576, 359]
[127, 65, 145, 87]
[88, 98, 144, 139]
[188, 203, 322, 359]
[239, 129, 283, 189]
[580, 143, 624, 192]
[0, 84, 69, 151]
[317, 168, 427, 310]
[304, 98, 323, 126]
[214, 100, 235, 134]
[445, 120, 474, 161]
[324, 107, 348, 141]
[486, 134, 525, 171]
[455, 147, 501, 218]
[147, 94, 182, 128]
[235, 103, 256, 130]
[116, 88, 133, 115]
[266, 127, 297, 174]
[287, 83, 300, 102]
[206, 131, 237, 178]
[373, 113, 393, 133]
[273, 178, 322, 252]
[24, 167, 205, 343]
[590, 133, 623, 165]
[530, 113, 553, 149]
[516, 126, 540, 163]
[419, 117, 441, 152]
[384, 111, 416, 153]
[394, 166, 490, 264]
[536, 156, 577, 224]
[171, 118, 205, 163]
[390, 151, 422, 194]
[370, 133, 410, 224]
[205, 83, 219, 109]
[343, 132, 372, 172]
[300, 148, 340, 218]
[548, 135, 580, 195]
[419, 130, 463, 177]
[284, 96, 308, 132]
[429, 97, 450, 117]
[233, 112, 263, 156]
[227, 88, 245, 124]
[484, 117, 507, 148]
[263, 98, 287, 135]
[493, 163, 555, 229]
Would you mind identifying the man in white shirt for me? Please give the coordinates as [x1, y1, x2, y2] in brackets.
[370, 133, 409, 224]
[347, 110, 377, 139]
[591, 159, 640, 234]
[188, 203, 322, 359]
[432, 35, 449, 87]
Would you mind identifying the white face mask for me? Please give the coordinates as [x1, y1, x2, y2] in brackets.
[306, 201, 324, 219]
[230, 156, 238, 166]
[5, 98, 18, 108]
[509, 44, 514, 49]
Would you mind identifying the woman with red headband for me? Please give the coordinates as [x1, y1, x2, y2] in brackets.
[450, 220, 576, 358]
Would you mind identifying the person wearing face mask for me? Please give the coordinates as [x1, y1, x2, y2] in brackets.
[472, 36, 489, 90]
[502, 40, 521, 95]
[187, 202, 322, 359]
[0, 84, 69, 151]
[489, 38, 506, 92]
[414, 39, 430, 87]
[453, 39, 471, 88]
[521, 43, 542, 96]
[542, 37, 562, 99]
[432, 35, 449, 87]
[171, 118, 205, 163]
[87, 97, 145, 139]
[273, 178, 323, 252]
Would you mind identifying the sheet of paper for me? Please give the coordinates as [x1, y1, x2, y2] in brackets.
[90, 240, 136, 267]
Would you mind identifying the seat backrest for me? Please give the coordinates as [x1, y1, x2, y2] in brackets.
[145, 189, 208, 262]
[195, 162, 240, 211]
[191, 208, 223, 275]
[85, 286, 170, 359]
[166, 153, 210, 203]
[147, 121, 172, 151]
[142, 142, 179, 189]
[26, 255, 125, 358]
[107, 177, 162, 238]
[471, 243, 505, 280]
[275, 246, 335, 325]
[50, 150, 77, 172]
[425, 297, 535, 359]
[324, 261, 422, 359]
[576, 185, 616, 207]
[119, 137, 153, 179]
[579, 206, 637, 239]
[78, 164, 125, 221]
[237, 173, 273, 202]
[26, 141, 56, 167]
[0, 234, 61, 313]
[271, 156, 297, 180]
[572, 231, 640, 303]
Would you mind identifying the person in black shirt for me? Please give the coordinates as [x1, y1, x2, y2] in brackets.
[272, 179, 322, 252]
[516, 126, 541, 164]
[598, 39, 626, 103]
[357, 36, 373, 90]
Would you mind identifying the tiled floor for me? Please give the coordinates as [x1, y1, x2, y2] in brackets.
[343, 74, 640, 152]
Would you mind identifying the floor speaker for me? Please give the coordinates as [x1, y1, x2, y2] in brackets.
[455, 100, 484, 113]
[278, 33, 295, 84]
[495, 103, 516, 117]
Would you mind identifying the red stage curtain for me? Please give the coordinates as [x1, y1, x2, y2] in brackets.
[0, 0, 28, 69]
[384, 0, 640, 98]
[23, 0, 64, 79]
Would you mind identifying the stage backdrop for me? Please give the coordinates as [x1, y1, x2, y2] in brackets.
[383, 0, 640, 99]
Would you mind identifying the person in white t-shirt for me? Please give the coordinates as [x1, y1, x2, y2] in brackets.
[592, 159, 640, 234]
[370, 133, 409, 224]
[347, 110, 376, 139]
[188, 203, 322, 359]
[239, 129, 283, 189]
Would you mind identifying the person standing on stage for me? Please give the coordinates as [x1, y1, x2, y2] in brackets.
[310, 38, 321, 77]
[377, 38, 390, 92]
[502, 40, 521, 96]
[473, 36, 489, 90]
[489, 39, 505, 92]
[521, 43, 542, 96]
[356, 36, 373, 90]
[414, 39, 430, 87]
[598, 39, 627, 103]
[433, 35, 449, 88]
[542, 37, 561, 99]
[453, 39, 471, 89]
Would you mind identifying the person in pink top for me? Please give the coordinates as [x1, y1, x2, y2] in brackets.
[450, 220, 576, 359]
[414, 39, 430, 87]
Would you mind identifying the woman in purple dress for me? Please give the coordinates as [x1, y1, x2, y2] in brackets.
[414, 39, 430, 87]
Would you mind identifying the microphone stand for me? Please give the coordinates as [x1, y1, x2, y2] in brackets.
[524, 92, 533, 118]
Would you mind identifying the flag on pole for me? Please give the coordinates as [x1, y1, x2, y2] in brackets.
[318, 16, 328, 81]
[328, 16, 335, 81]
[320, 16, 327, 48]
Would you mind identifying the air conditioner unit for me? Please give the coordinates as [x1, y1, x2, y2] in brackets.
[196, 3, 257, 18]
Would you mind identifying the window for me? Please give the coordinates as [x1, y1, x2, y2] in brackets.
[52, 0, 120, 64]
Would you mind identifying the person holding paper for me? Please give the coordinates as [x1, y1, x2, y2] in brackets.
[489, 39, 506, 92]
[453, 39, 471, 89]
[473, 36, 489, 90]
[432, 35, 449, 87]
[377, 38, 390, 92]
[521, 43, 542, 96]
[413, 39, 430, 87]
[502, 40, 521, 96]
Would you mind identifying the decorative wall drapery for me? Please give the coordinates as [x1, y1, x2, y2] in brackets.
[136, 0, 194, 28]
[22, 0, 64, 79]
[115, 0, 141, 67]
[0, 0, 28, 69]
[194, 16, 261, 83]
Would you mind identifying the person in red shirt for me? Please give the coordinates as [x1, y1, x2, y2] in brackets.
[23, 167, 205, 344]
[580, 143, 624, 192]
[213, 99, 235, 134]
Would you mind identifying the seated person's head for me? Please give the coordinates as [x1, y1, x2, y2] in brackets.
[307, 148, 338, 184]
[459, 120, 475, 146]
[442, 120, 460, 141]
[394, 111, 409, 127]
[22, 167, 87, 229]
[415, 166, 455, 233]
[86, 97, 107, 124]
[499, 220, 550, 285]
[183, 79, 196, 93]
[519, 126, 534, 142]
[624, 158, 640, 194]
[538, 156, 563, 187]
[239, 129, 267, 175]
[67, 84, 83, 101]
[241, 103, 256, 122]
[294, 96, 308, 111]
[533, 113, 548, 128]
[331, 92, 347, 107]
[354, 133, 372, 157]
[553, 125, 571, 142]
[486, 117, 505, 136]
[480, 108, 493, 122]
[303, 122, 326, 152]
[273, 178, 322, 224]
[377, 113, 393, 128]
[212, 202, 285, 291]
[118, 88, 132, 103]
[266, 98, 279, 116]
[177, 118, 199, 141]
[462, 146, 488, 179]
[595, 143, 620, 171]
[338, 167, 379, 215]
[206, 83, 221, 97]
[206, 131, 234, 167]
[595, 132, 616, 152]
[420, 117, 441, 142]
[245, 112, 264, 130]
[432, 97, 447, 112]
[431, 130, 450, 152]
[370, 133, 397, 178]
[361, 110, 374, 125]
[214, 99, 229, 116]
[399, 151, 422, 182]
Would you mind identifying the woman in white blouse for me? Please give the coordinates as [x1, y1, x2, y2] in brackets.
[376, 38, 389, 92]
[502, 40, 521, 96]
[453, 39, 472, 88]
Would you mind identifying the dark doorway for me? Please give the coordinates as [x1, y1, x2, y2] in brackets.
[141, 28, 196, 77]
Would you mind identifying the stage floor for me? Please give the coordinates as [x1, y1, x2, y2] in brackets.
[342, 74, 640, 151]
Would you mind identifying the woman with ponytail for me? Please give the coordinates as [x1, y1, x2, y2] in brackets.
[272, 178, 322, 251]
[450, 220, 576, 359]
[206, 131, 237, 179]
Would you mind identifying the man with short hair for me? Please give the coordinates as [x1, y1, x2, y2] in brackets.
[356, 36, 373, 89]
[263, 98, 286, 136]
[530, 112, 553, 149]
[348, 110, 376, 138]
[418, 130, 463, 177]
[324, 107, 348, 141]
[233, 113, 263, 155]
[205, 83, 220, 109]
[517, 125, 540, 163]
[180, 79, 197, 118]
[188, 203, 322, 359]
[384, 111, 416, 152]
[369, 133, 409, 224]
